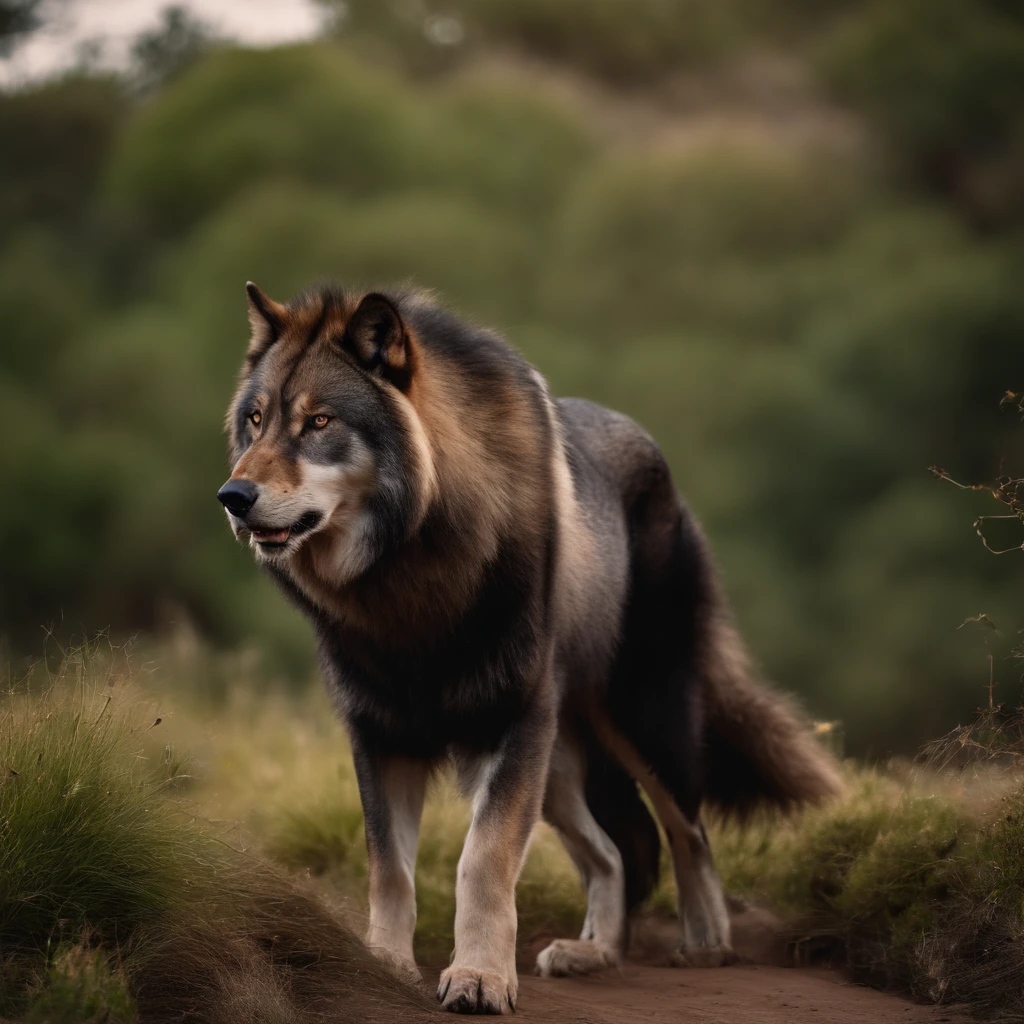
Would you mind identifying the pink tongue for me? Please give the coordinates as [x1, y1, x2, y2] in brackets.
[254, 528, 290, 544]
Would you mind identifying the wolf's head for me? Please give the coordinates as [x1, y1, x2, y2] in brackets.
[219, 284, 435, 582]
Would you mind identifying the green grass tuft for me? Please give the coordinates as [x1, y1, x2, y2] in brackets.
[23, 943, 136, 1024]
[0, 657, 195, 1014]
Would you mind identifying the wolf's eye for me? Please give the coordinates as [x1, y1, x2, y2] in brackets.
[311, 414, 330, 429]
[249, 410, 262, 426]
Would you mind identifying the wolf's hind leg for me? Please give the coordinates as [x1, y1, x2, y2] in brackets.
[668, 819, 734, 967]
[350, 737, 428, 979]
[599, 722, 733, 965]
[536, 734, 625, 977]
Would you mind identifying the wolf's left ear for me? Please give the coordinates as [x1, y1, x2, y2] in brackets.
[245, 281, 288, 362]
[341, 293, 412, 389]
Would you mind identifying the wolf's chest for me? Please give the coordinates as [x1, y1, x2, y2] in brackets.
[314, 594, 546, 757]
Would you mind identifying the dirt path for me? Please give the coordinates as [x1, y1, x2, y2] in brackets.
[513, 965, 965, 1024]
[419, 963, 966, 1023]
[417, 909, 967, 1023]
[418, 909, 968, 1023]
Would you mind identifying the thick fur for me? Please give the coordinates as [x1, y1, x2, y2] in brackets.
[702, 617, 845, 817]
[220, 283, 843, 1013]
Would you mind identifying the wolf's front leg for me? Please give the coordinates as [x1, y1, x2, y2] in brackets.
[350, 736, 428, 979]
[438, 700, 556, 1014]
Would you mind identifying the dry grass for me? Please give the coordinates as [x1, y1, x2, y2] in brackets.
[11, 638, 1024, 1021]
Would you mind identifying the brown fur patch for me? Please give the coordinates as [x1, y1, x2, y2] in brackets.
[230, 438, 302, 491]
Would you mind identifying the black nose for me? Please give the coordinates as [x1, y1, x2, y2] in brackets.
[217, 479, 258, 517]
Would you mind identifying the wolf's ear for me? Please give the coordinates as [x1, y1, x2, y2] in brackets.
[245, 282, 287, 361]
[341, 293, 412, 389]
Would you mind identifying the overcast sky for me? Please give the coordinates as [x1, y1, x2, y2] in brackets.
[0, 0, 328, 85]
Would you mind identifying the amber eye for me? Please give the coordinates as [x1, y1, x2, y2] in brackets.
[311, 414, 330, 429]
[250, 410, 262, 426]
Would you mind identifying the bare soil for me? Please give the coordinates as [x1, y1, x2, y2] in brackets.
[416, 908, 969, 1023]
[419, 962, 966, 1023]
[513, 965, 966, 1024]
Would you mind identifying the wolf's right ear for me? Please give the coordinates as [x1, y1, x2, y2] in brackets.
[245, 282, 287, 362]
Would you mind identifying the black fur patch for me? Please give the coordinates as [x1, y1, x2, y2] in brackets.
[312, 527, 548, 758]
[582, 728, 661, 917]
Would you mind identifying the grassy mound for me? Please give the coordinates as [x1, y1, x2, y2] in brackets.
[0, 648, 433, 1024]
[710, 717, 1024, 1021]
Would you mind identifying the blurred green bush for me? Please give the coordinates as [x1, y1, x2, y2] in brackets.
[819, 0, 1024, 225]
[3, 7, 1024, 754]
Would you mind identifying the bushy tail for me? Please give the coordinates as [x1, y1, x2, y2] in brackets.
[702, 615, 845, 817]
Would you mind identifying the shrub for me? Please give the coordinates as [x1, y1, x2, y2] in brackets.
[105, 45, 423, 235]
[426, 75, 596, 218]
[820, 0, 1024, 223]
[0, 74, 127, 229]
[331, 0, 747, 84]
[542, 140, 858, 335]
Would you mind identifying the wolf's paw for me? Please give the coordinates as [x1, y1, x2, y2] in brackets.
[437, 965, 517, 1014]
[535, 938, 618, 977]
[365, 945, 422, 983]
[670, 945, 738, 968]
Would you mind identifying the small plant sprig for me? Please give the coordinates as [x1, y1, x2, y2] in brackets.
[929, 391, 1024, 555]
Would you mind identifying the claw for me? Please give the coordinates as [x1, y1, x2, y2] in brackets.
[438, 965, 515, 1014]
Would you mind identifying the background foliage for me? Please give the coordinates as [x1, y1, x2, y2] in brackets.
[3, 0, 1024, 753]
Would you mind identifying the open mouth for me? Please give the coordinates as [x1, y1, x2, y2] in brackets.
[246, 510, 322, 549]
[250, 526, 291, 546]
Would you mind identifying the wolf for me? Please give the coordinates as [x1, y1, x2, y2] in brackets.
[218, 282, 843, 1014]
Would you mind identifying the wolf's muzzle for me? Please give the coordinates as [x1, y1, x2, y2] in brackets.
[217, 479, 258, 517]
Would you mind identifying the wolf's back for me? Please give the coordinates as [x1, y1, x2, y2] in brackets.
[701, 616, 845, 817]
